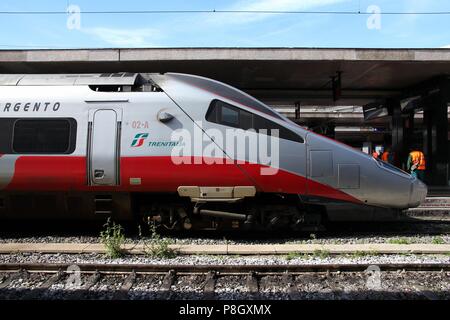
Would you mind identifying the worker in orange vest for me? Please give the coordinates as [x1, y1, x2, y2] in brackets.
[407, 148, 426, 181]
[381, 147, 394, 164]
[372, 150, 379, 159]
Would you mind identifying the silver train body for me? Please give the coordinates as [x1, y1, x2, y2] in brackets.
[0, 73, 427, 230]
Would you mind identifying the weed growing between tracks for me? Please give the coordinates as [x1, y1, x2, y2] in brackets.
[431, 236, 445, 244]
[100, 219, 176, 259]
[388, 237, 411, 245]
[100, 218, 125, 258]
[284, 250, 384, 261]
[285, 252, 308, 261]
[313, 249, 330, 259]
[347, 251, 380, 258]
[284, 250, 331, 261]
[139, 222, 176, 259]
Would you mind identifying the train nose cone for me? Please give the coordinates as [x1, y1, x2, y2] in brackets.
[409, 178, 428, 208]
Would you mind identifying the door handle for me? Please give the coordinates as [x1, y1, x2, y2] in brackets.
[94, 169, 105, 179]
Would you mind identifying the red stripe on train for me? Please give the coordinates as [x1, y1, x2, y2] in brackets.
[4, 155, 362, 204]
[6, 156, 86, 190]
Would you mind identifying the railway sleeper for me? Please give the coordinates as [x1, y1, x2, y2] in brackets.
[160, 269, 176, 299]
[21, 270, 64, 300]
[246, 272, 259, 296]
[38, 270, 64, 290]
[113, 271, 136, 300]
[0, 269, 28, 290]
[282, 273, 296, 293]
[202, 271, 217, 299]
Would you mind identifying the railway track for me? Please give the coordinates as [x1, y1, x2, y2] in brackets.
[0, 262, 449, 300]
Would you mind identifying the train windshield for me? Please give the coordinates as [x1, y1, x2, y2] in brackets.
[163, 73, 284, 121]
[376, 158, 411, 177]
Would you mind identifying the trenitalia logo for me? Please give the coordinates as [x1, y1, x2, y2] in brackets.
[131, 133, 149, 147]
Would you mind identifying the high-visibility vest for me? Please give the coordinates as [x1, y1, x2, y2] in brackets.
[410, 151, 426, 170]
[381, 152, 389, 162]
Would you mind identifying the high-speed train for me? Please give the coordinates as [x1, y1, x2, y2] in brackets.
[0, 72, 427, 231]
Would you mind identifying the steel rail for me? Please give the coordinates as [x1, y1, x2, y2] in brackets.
[0, 263, 449, 274]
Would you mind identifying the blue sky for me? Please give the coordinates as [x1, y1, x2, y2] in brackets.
[0, 0, 449, 49]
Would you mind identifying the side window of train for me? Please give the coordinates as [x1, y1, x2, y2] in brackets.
[206, 99, 304, 143]
[220, 104, 239, 127]
[11, 119, 77, 154]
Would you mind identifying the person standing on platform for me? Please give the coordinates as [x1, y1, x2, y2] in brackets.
[407, 148, 426, 181]
[372, 149, 379, 159]
[381, 147, 394, 164]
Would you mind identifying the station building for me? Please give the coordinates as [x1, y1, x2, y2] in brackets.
[0, 48, 449, 194]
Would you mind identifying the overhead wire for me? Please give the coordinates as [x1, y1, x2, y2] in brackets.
[1, 7, 450, 49]
[0, 9, 449, 15]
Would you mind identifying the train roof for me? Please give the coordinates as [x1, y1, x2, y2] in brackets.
[0, 72, 286, 121]
[0, 72, 145, 86]
[149, 73, 285, 120]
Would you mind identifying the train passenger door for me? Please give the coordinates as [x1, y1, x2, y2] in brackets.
[88, 109, 121, 186]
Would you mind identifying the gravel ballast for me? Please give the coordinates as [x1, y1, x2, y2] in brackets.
[0, 252, 449, 265]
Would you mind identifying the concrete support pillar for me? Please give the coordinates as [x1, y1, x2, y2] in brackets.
[390, 100, 409, 169]
[422, 91, 449, 186]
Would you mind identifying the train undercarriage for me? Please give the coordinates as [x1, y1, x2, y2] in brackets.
[0, 189, 327, 232]
[134, 191, 327, 232]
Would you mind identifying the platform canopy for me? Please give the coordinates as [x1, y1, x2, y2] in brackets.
[1, 48, 450, 107]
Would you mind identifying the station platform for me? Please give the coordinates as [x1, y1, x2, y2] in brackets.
[427, 187, 450, 197]
[406, 196, 450, 217]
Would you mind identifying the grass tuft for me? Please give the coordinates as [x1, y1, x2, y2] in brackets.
[387, 238, 411, 245]
[140, 222, 176, 259]
[100, 217, 125, 258]
[285, 252, 304, 261]
[313, 249, 330, 259]
[431, 236, 445, 244]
